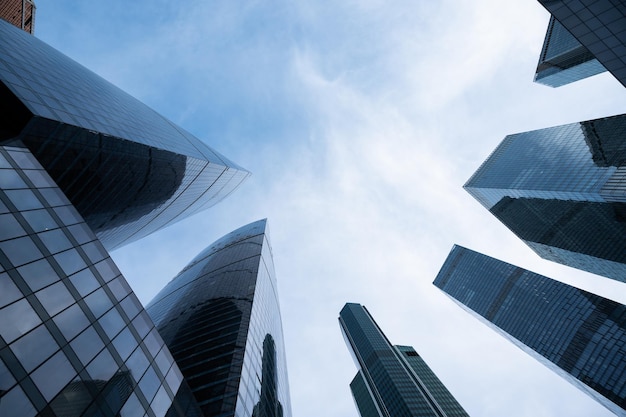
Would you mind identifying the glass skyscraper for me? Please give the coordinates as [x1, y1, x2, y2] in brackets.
[433, 245, 626, 416]
[0, 145, 202, 417]
[0, 18, 249, 251]
[534, 16, 606, 87]
[339, 303, 469, 417]
[537, 0, 626, 88]
[464, 113, 626, 282]
[146, 220, 292, 417]
[0, 15, 250, 417]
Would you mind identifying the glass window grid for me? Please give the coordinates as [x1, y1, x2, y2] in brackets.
[0, 146, 184, 416]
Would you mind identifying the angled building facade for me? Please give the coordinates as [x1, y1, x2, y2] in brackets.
[464, 113, 626, 282]
[339, 303, 469, 417]
[434, 245, 626, 416]
[146, 220, 292, 417]
[0, 18, 249, 251]
[534, 16, 606, 87]
[537, 0, 626, 88]
[0, 145, 202, 417]
[0, 14, 249, 417]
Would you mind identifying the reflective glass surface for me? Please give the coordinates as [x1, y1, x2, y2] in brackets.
[465, 114, 626, 282]
[147, 220, 292, 417]
[0, 19, 249, 250]
[434, 245, 626, 416]
[0, 145, 201, 416]
[534, 16, 606, 87]
[538, 0, 626, 88]
[339, 303, 469, 417]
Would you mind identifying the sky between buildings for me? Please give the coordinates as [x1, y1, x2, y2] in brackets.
[34, 1, 626, 416]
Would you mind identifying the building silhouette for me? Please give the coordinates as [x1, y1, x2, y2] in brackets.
[465, 113, 626, 282]
[434, 245, 626, 416]
[534, 16, 606, 87]
[146, 220, 292, 417]
[537, 0, 626, 88]
[339, 303, 469, 417]
[0, 16, 248, 417]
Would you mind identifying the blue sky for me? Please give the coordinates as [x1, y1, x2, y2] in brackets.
[35, 1, 626, 416]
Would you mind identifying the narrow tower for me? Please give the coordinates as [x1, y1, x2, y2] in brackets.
[339, 303, 470, 417]
[146, 220, 292, 417]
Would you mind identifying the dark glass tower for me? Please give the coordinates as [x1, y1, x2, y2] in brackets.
[464, 113, 626, 282]
[433, 245, 626, 416]
[534, 16, 606, 87]
[537, 0, 626, 88]
[146, 220, 292, 417]
[338, 303, 470, 417]
[0, 18, 249, 251]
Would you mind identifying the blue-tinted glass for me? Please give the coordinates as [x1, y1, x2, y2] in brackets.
[71, 327, 105, 366]
[18, 258, 59, 291]
[0, 386, 36, 417]
[0, 298, 41, 343]
[0, 272, 23, 308]
[31, 350, 75, 401]
[53, 303, 90, 341]
[36, 281, 74, 316]
[11, 324, 58, 372]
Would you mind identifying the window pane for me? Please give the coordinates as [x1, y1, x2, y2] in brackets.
[0, 299, 41, 343]
[0, 273, 23, 308]
[36, 281, 74, 317]
[31, 351, 75, 401]
[17, 259, 59, 292]
[11, 324, 58, 372]
[37, 229, 73, 254]
[0, 237, 43, 267]
[71, 327, 104, 366]
[0, 386, 36, 417]
[53, 303, 90, 341]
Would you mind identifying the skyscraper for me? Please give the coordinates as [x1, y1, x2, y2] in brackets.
[433, 245, 626, 416]
[338, 303, 470, 417]
[0, 144, 202, 417]
[0, 13, 248, 417]
[146, 220, 292, 417]
[534, 16, 607, 87]
[0, 18, 249, 251]
[464, 113, 626, 282]
[536, 0, 626, 88]
[0, 0, 35, 34]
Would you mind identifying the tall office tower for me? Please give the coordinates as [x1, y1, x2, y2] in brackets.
[338, 303, 470, 417]
[534, 16, 607, 87]
[0, 144, 202, 417]
[0, 18, 249, 251]
[537, 0, 626, 88]
[433, 245, 626, 416]
[0, 0, 35, 34]
[146, 220, 292, 417]
[464, 113, 626, 282]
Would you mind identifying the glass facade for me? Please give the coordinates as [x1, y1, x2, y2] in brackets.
[146, 220, 292, 417]
[0, 144, 202, 417]
[433, 245, 626, 416]
[338, 303, 470, 417]
[537, 0, 626, 88]
[534, 16, 606, 87]
[464, 113, 626, 282]
[0, 18, 249, 251]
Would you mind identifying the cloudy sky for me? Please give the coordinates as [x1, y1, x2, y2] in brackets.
[35, 1, 626, 416]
